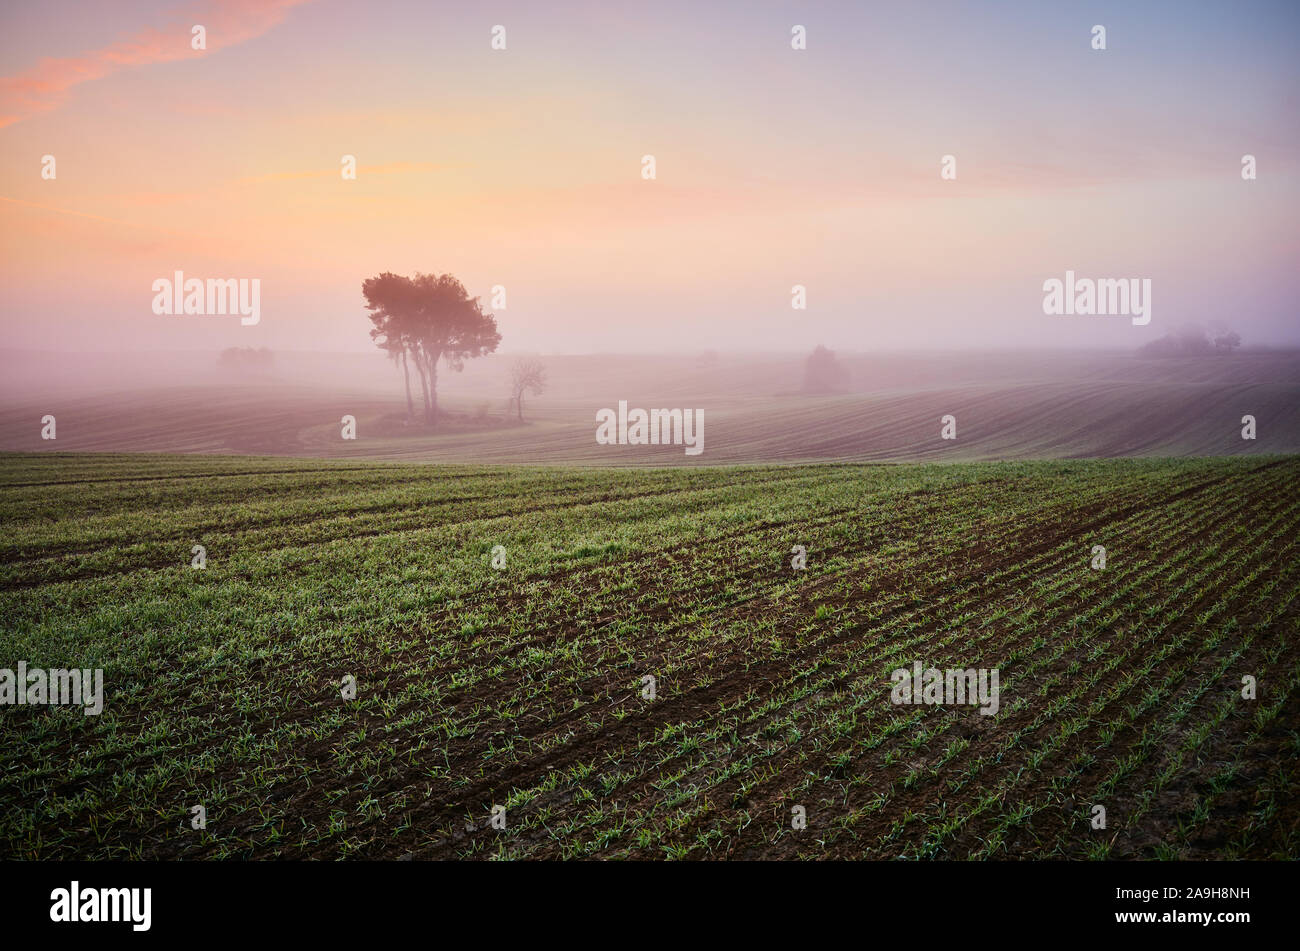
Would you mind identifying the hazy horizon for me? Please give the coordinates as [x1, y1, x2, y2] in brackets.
[3, 0, 1299, 359]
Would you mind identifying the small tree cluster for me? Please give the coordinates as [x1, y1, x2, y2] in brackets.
[363, 271, 501, 424]
[1138, 326, 1242, 357]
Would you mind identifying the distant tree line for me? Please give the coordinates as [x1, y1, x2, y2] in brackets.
[1138, 326, 1241, 357]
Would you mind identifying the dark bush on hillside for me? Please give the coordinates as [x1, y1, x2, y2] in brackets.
[801, 345, 849, 393]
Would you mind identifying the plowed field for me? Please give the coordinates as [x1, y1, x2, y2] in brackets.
[2, 453, 1296, 859]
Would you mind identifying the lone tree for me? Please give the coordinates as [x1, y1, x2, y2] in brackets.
[509, 358, 547, 421]
[801, 344, 849, 394]
[363, 271, 501, 424]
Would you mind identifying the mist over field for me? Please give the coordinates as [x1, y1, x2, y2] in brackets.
[2, 346, 1297, 462]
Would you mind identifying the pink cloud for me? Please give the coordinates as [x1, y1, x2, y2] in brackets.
[0, 0, 312, 128]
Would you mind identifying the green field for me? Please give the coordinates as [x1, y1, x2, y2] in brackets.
[2, 453, 1297, 859]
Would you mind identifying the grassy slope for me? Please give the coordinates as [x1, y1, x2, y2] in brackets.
[1, 453, 1297, 859]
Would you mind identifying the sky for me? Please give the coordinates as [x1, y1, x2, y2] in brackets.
[1, 0, 1298, 354]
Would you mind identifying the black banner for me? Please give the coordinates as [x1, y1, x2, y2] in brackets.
[0, 860, 1286, 939]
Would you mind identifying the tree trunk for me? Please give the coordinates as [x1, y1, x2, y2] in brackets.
[412, 350, 431, 424]
[516, 392, 523, 420]
[425, 350, 439, 420]
[400, 349, 414, 419]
